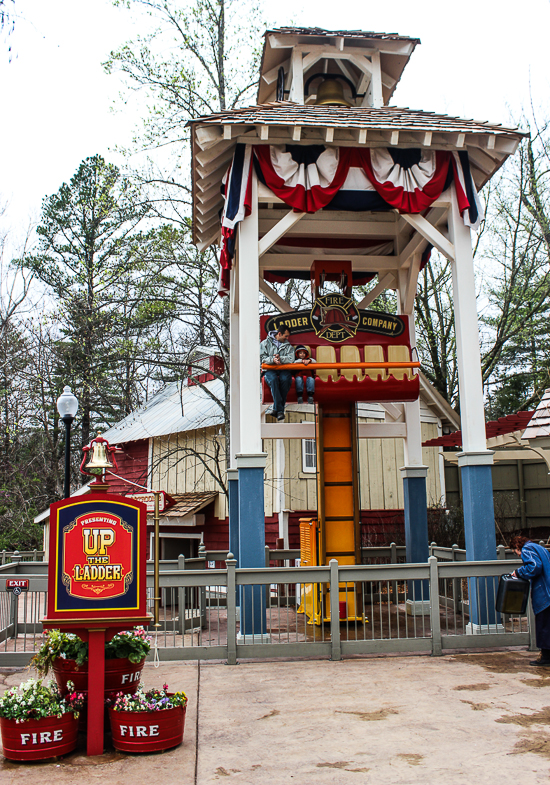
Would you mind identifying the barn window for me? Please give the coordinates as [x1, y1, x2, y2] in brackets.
[302, 438, 316, 473]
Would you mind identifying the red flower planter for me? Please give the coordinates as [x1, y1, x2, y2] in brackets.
[0, 712, 78, 761]
[109, 701, 186, 753]
[53, 657, 144, 697]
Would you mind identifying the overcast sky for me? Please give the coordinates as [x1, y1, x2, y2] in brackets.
[1, 0, 548, 249]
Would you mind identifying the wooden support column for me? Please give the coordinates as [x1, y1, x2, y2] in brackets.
[235, 172, 268, 638]
[228, 265, 241, 564]
[236, 173, 262, 456]
[448, 184, 497, 629]
[398, 267, 429, 612]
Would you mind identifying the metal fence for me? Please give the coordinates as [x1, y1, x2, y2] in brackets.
[0, 555, 534, 666]
[1, 550, 45, 565]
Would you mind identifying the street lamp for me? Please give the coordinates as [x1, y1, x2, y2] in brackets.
[56, 386, 79, 499]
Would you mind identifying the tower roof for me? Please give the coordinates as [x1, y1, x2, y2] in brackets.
[259, 27, 420, 105]
[190, 103, 526, 249]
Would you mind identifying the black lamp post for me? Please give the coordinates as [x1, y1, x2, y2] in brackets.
[56, 386, 79, 499]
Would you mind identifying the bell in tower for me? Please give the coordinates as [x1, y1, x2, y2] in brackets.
[258, 28, 419, 107]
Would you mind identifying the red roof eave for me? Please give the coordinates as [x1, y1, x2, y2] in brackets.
[422, 410, 534, 448]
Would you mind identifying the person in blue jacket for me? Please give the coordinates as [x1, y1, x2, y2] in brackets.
[511, 534, 550, 666]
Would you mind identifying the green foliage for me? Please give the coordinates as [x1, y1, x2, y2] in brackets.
[32, 628, 151, 677]
[104, 626, 152, 663]
[0, 678, 85, 720]
[32, 631, 89, 676]
[17, 155, 174, 447]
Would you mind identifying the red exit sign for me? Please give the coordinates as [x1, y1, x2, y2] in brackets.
[6, 579, 28, 592]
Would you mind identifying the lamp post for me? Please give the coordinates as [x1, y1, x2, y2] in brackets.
[56, 386, 79, 499]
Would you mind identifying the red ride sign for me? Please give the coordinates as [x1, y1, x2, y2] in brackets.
[62, 510, 134, 601]
[46, 494, 147, 621]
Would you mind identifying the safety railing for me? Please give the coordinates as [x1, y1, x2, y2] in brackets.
[1, 550, 45, 564]
[261, 361, 421, 371]
[0, 555, 533, 666]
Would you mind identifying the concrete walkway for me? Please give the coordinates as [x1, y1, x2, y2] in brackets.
[2, 651, 550, 783]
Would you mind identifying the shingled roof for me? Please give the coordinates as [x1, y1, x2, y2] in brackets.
[191, 103, 526, 249]
[191, 102, 523, 136]
[264, 27, 420, 43]
[523, 389, 550, 440]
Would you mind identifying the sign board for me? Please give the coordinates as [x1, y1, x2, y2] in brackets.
[265, 298, 405, 344]
[6, 579, 28, 594]
[126, 491, 176, 514]
[46, 494, 147, 621]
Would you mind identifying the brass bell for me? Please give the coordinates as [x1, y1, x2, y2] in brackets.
[85, 433, 114, 474]
[314, 78, 352, 107]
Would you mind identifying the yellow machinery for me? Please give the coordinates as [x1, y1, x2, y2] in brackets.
[299, 401, 362, 624]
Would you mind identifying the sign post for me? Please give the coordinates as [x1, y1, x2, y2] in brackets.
[42, 493, 149, 756]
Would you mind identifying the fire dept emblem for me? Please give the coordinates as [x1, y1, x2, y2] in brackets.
[310, 294, 360, 343]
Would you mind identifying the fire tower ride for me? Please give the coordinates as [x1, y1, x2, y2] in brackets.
[261, 260, 420, 622]
[189, 28, 527, 637]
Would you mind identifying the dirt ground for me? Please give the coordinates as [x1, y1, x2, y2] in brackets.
[2, 650, 550, 784]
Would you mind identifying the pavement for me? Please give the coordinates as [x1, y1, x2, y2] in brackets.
[2, 650, 550, 784]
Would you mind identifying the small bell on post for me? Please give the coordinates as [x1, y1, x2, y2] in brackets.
[80, 433, 119, 491]
[314, 78, 352, 107]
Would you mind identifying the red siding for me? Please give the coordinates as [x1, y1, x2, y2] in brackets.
[106, 439, 149, 495]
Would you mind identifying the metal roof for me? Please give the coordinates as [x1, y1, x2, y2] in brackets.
[101, 379, 224, 445]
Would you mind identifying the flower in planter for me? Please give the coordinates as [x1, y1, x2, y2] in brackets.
[109, 684, 187, 713]
[0, 679, 85, 721]
[32, 627, 152, 677]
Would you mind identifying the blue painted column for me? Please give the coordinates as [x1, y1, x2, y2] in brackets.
[227, 467, 240, 614]
[459, 453, 499, 630]
[227, 468, 239, 563]
[236, 454, 268, 639]
[401, 466, 430, 615]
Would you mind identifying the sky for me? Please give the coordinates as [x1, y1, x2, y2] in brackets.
[1, 0, 549, 251]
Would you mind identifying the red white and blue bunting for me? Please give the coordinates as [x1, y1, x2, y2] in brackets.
[219, 144, 483, 294]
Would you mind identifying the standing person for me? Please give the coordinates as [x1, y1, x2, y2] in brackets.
[294, 344, 315, 405]
[260, 326, 295, 421]
[511, 535, 550, 666]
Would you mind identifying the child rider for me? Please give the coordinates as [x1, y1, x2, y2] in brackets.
[294, 345, 315, 405]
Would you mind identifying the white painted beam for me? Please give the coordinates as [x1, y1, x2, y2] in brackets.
[262, 59, 291, 85]
[380, 402, 405, 422]
[401, 212, 455, 261]
[403, 253, 422, 314]
[258, 210, 306, 257]
[260, 254, 402, 271]
[369, 50, 383, 108]
[398, 206, 448, 263]
[258, 182, 284, 203]
[289, 49, 304, 104]
[357, 273, 396, 309]
[259, 279, 294, 313]
[448, 183, 489, 454]
[260, 422, 407, 439]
